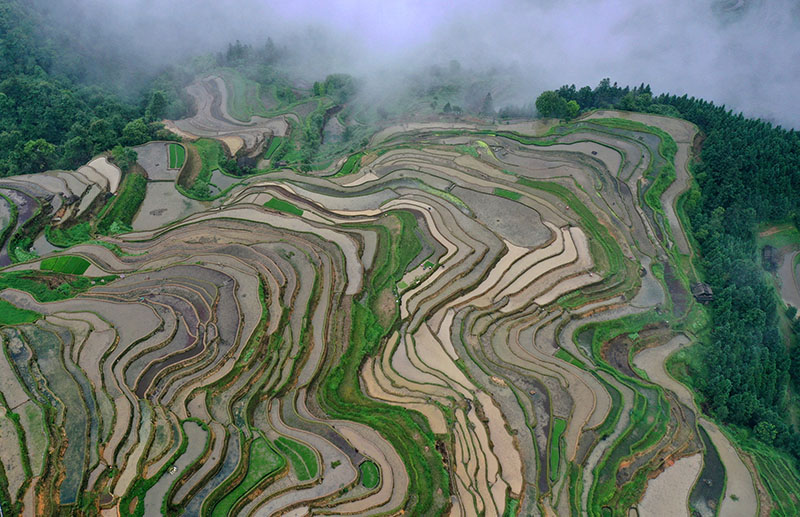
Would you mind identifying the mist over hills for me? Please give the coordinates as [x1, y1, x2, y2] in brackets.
[29, 0, 800, 127]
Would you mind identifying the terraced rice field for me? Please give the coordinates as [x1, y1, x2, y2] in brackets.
[169, 143, 186, 170]
[0, 77, 782, 516]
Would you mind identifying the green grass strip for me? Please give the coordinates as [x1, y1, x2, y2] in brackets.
[264, 137, 283, 160]
[333, 152, 365, 177]
[211, 438, 284, 517]
[0, 299, 40, 325]
[550, 418, 567, 481]
[169, 143, 185, 169]
[274, 437, 318, 481]
[40, 255, 90, 275]
[96, 171, 147, 234]
[493, 187, 522, 201]
[0, 270, 115, 303]
[555, 348, 588, 370]
[263, 198, 303, 216]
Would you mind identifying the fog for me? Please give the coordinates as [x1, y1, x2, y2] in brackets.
[38, 0, 800, 126]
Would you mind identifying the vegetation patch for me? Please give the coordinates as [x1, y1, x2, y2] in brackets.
[0, 299, 41, 325]
[0, 270, 115, 302]
[183, 139, 225, 199]
[45, 222, 92, 248]
[333, 152, 365, 177]
[96, 171, 147, 234]
[168, 143, 186, 169]
[263, 197, 303, 216]
[550, 418, 567, 481]
[493, 187, 522, 201]
[40, 255, 90, 275]
[211, 437, 284, 517]
[274, 437, 318, 481]
[359, 460, 380, 489]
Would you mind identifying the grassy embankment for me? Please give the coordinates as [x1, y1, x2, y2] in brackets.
[96, 170, 147, 234]
[274, 437, 318, 481]
[263, 198, 303, 216]
[168, 143, 186, 169]
[317, 210, 450, 514]
[210, 437, 284, 517]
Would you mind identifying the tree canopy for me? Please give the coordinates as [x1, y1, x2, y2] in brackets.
[558, 77, 800, 458]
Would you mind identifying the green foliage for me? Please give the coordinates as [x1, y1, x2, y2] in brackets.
[274, 437, 318, 481]
[211, 438, 284, 517]
[332, 152, 364, 177]
[535, 90, 580, 119]
[455, 144, 479, 158]
[145, 90, 167, 122]
[359, 460, 380, 489]
[21, 138, 56, 172]
[121, 118, 156, 147]
[168, 143, 185, 169]
[755, 421, 778, 444]
[0, 1, 153, 176]
[110, 145, 138, 172]
[184, 139, 225, 199]
[96, 171, 146, 234]
[493, 187, 521, 201]
[503, 497, 520, 517]
[263, 197, 303, 216]
[550, 418, 567, 481]
[0, 270, 114, 303]
[319, 73, 357, 103]
[0, 299, 40, 325]
[40, 255, 90, 275]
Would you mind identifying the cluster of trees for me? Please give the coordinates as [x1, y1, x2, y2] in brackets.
[560, 79, 800, 456]
[0, 0, 174, 177]
[534, 90, 580, 119]
[215, 38, 283, 68]
[312, 73, 357, 104]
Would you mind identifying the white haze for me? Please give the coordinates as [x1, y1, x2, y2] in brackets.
[41, 0, 800, 127]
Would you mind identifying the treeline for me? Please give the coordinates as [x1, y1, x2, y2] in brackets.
[0, 0, 177, 177]
[553, 79, 800, 454]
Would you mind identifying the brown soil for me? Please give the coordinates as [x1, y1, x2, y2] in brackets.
[663, 262, 688, 317]
[692, 132, 706, 160]
[759, 226, 783, 237]
[177, 143, 202, 189]
[374, 287, 396, 329]
[602, 335, 636, 378]
[21, 272, 75, 289]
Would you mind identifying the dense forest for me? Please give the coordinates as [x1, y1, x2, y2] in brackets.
[0, 0, 182, 177]
[549, 80, 800, 456]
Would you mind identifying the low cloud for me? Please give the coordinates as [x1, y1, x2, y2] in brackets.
[38, 0, 800, 126]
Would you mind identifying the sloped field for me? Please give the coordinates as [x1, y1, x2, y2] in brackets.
[0, 79, 774, 516]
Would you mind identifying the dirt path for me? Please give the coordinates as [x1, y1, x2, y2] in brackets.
[778, 250, 800, 309]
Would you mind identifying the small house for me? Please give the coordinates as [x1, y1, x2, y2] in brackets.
[762, 245, 778, 271]
[691, 282, 714, 304]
